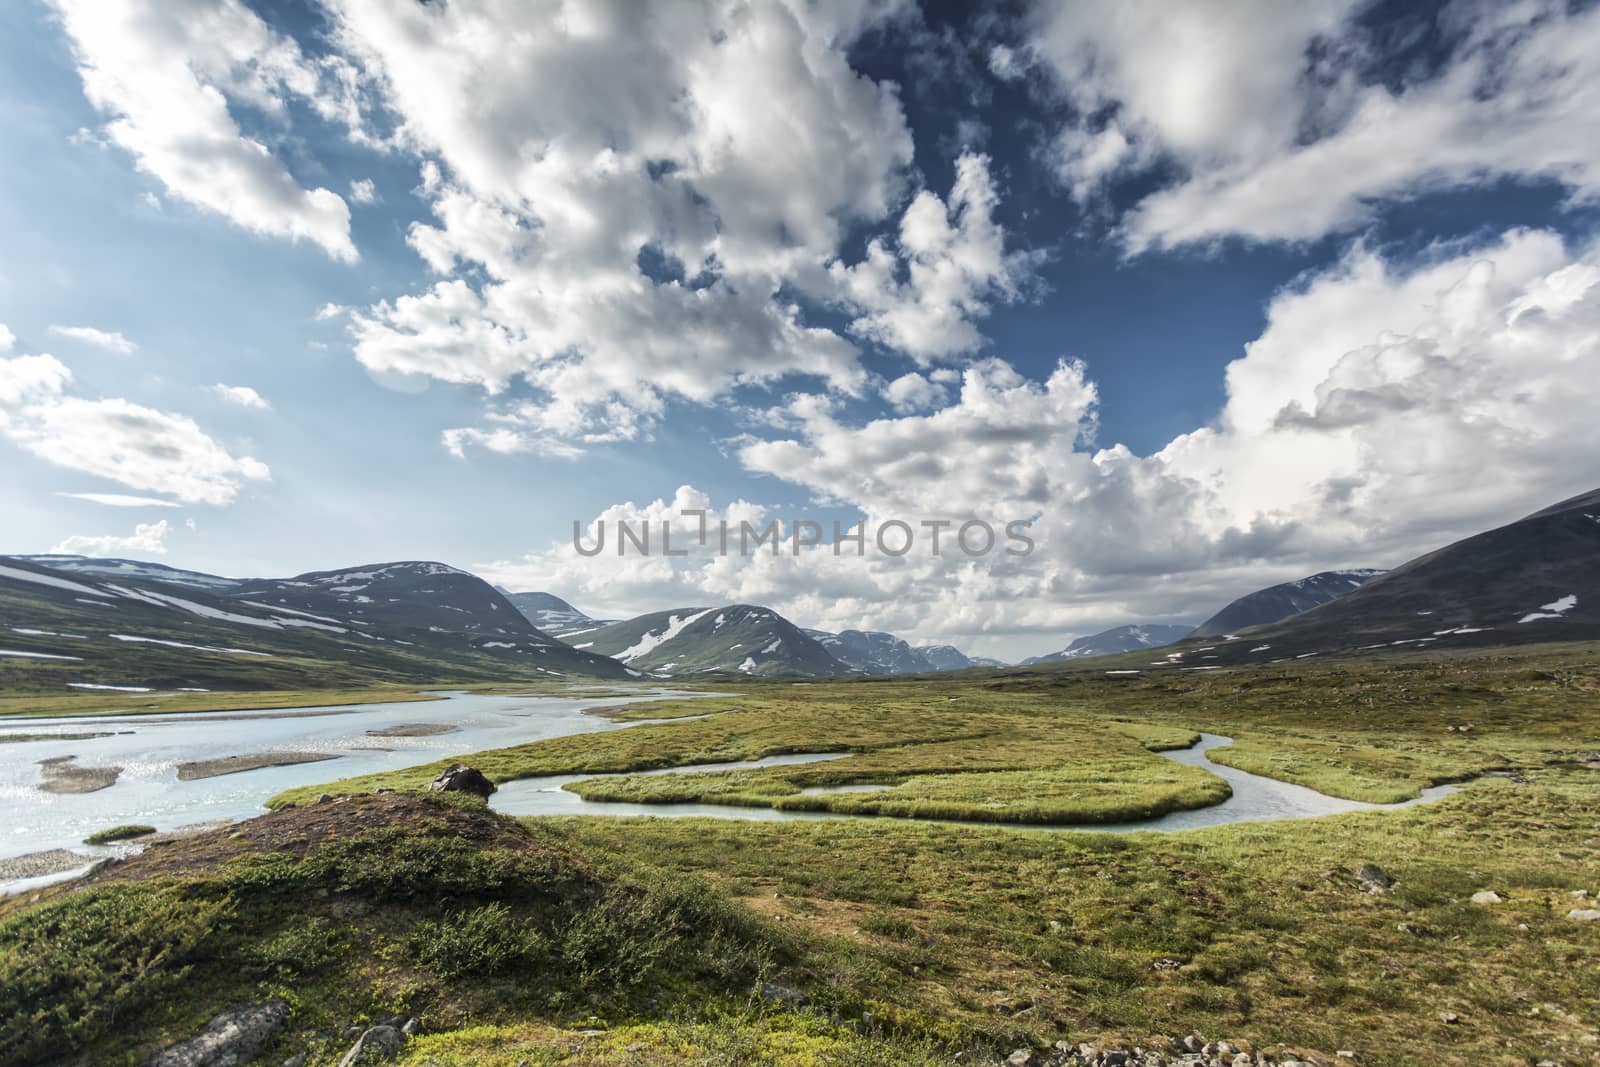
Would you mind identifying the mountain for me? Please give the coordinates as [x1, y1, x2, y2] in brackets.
[12, 555, 244, 592]
[0, 557, 631, 692]
[1190, 568, 1386, 638]
[565, 604, 844, 676]
[805, 628, 931, 674]
[914, 644, 1007, 671]
[1023, 623, 1194, 664]
[1180, 487, 1600, 664]
[497, 590, 611, 636]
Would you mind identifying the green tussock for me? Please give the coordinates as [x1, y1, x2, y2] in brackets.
[83, 824, 157, 845]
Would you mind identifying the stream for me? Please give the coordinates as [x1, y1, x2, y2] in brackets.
[1, 687, 1458, 894]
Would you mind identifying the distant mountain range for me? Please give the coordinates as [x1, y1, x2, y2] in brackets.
[1168, 487, 1600, 665]
[5, 486, 1594, 692]
[0, 557, 630, 692]
[1021, 623, 1195, 664]
[1190, 569, 1385, 638]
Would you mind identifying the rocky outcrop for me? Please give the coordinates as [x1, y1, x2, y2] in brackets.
[427, 763, 496, 798]
[142, 1000, 289, 1067]
[335, 1024, 405, 1066]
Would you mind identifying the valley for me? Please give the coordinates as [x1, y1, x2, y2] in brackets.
[2, 646, 1597, 1067]
[2, 490, 1598, 1067]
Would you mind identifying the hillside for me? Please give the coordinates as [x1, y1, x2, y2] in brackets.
[0, 557, 631, 692]
[566, 604, 843, 676]
[915, 644, 1007, 670]
[498, 590, 611, 636]
[1190, 569, 1385, 638]
[1164, 487, 1600, 665]
[1023, 623, 1194, 664]
[805, 628, 929, 673]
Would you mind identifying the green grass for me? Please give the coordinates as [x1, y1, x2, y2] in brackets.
[83, 824, 156, 845]
[5, 645, 1600, 1067]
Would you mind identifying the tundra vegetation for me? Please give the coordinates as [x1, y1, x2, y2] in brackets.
[1, 645, 1597, 1066]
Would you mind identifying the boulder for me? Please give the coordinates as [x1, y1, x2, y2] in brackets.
[427, 763, 496, 798]
[1469, 890, 1502, 904]
[1356, 864, 1392, 892]
[336, 1025, 404, 1066]
[1005, 1050, 1035, 1067]
[1569, 908, 1600, 921]
[142, 1000, 289, 1067]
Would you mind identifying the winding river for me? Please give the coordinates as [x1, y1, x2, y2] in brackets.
[1, 691, 1457, 894]
[488, 732, 1457, 829]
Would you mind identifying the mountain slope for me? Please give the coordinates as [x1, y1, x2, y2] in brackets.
[12, 555, 244, 592]
[1185, 488, 1600, 664]
[0, 557, 630, 691]
[915, 644, 1007, 671]
[805, 629, 931, 674]
[497, 590, 611, 636]
[567, 605, 844, 676]
[1023, 623, 1194, 664]
[1191, 569, 1385, 638]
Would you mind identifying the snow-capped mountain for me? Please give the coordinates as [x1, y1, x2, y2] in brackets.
[495, 589, 612, 637]
[805, 628, 930, 674]
[1022, 623, 1194, 664]
[13, 555, 245, 592]
[0, 557, 631, 690]
[565, 605, 844, 676]
[1176, 486, 1600, 664]
[1191, 569, 1386, 638]
[914, 644, 1007, 671]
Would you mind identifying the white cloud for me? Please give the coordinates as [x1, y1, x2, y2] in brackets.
[0, 350, 270, 505]
[314, 303, 348, 321]
[348, 178, 378, 204]
[1021, 0, 1600, 249]
[484, 229, 1600, 657]
[49, 0, 359, 262]
[52, 519, 171, 557]
[56, 492, 181, 508]
[0, 353, 73, 406]
[324, 0, 971, 452]
[212, 383, 271, 410]
[48, 324, 138, 353]
[826, 152, 1038, 361]
[882, 371, 947, 413]
[0, 324, 14, 353]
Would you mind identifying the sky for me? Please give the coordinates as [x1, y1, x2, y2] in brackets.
[2, 0, 1599, 660]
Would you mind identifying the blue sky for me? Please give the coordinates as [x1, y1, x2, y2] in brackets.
[3, 0, 1599, 658]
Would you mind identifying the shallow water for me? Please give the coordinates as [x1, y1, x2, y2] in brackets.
[489, 733, 1458, 831]
[0, 688, 704, 863]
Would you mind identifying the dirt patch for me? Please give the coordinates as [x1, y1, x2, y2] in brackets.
[176, 752, 340, 781]
[365, 722, 457, 737]
[37, 755, 121, 794]
[740, 883, 872, 941]
[0, 732, 115, 744]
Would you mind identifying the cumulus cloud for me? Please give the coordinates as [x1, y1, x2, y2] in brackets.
[483, 229, 1600, 657]
[49, 0, 360, 261]
[1020, 0, 1600, 249]
[826, 152, 1038, 360]
[0, 350, 270, 505]
[56, 492, 181, 508]
[48, 324, 138, 353]
[318, 0, 1033, 455]
[348, 178, 378, 204]
[212, 383, 271, 410]
[52, 519, 171, 557]
[0, 324, 14, 353]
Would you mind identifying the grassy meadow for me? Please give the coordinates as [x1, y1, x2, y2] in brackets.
[2, 645, 1597, 1066]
